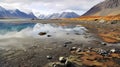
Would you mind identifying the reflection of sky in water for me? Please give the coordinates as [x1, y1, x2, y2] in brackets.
[0, 22, 35, 34]
[0, 22, 87, 38]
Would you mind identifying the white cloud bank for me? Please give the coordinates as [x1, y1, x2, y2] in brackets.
[0, 0, 105, 16]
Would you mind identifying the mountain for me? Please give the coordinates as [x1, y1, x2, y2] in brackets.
[39, 14, 47, 19]
[0, 6, 11, 18]
[38, 12, 79, 19]
[28, 12, 37, 18]
[0, 6, 36, 19]
[83, 0, 120, 16]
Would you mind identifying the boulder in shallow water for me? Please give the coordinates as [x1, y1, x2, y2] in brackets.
[38, 32, 47, 35]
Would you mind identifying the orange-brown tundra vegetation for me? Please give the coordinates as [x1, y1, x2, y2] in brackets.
[64, 15, 120, 43]
[62, 14, 120, 43]
[79, 15, 120, 21]
[69, 48, 120, 67]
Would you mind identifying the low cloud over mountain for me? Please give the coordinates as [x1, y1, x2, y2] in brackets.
[0, 6, 36, 18]
[38, 12, 79, 19]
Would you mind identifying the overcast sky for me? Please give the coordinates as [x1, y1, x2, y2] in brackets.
[0, 0, 104, 16]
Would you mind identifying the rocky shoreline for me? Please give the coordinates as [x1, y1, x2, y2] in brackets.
[45, 46, 120, 67]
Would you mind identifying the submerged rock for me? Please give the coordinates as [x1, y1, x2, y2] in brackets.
[63, 44, 67, 47]
[64, 41, 72, 44]
[75, 33, 81, 35]
[66, 33, 70, 35]
[47, 35, 52, 37]
[63, 41, 72, 47]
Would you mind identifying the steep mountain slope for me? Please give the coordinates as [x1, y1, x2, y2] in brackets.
[38, 12, 79, 19]
[0, 6, 11, 18]
[0, 6, 36, 18]
[83, 0, 120, 16]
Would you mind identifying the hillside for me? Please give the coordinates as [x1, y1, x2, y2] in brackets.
[83, 0, 120, 16]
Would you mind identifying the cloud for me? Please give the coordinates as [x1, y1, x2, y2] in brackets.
[0, 0, 105, 16]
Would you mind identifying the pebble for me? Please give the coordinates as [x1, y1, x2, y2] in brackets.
[63, 44, 67, 47]
[97, 49, 108, 56]
[101, 42, 107, 46]
[52, 63, 59, 67]
[88, 47, 92, 50]
[111, 21, 117, 24]
[70, 47, 77, 51]
[46, 55, 52, 59]
[86, 50, 91, 53]
[65, 60, 71, 66]
[76, 48, 82, 52]
[110, 49, 116, 53]
[52, 63, 65, 67]
[59, 57, 66, 63]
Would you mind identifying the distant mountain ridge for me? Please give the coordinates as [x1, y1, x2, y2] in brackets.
[83, 0, 120, 16]
[0, 6, 36, 19]
[38, 12, 79, 19]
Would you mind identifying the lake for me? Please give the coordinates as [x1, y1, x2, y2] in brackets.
[0, 21, 89, 50]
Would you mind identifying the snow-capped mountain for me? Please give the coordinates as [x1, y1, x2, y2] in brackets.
[38, 12, 79, 19]
[0, 6, 36, 19]
[38, 14, 46, 19]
